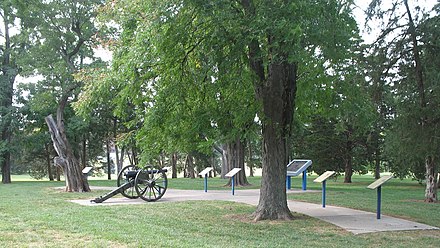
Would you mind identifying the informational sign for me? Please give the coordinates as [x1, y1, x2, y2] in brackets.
[286, 159, 312, 176]
[198, 167, 213, 177]
[367, 175, 393, 190]
[82, 166, 93, 174]
[314, 171, 336, 183]
[313, 171, 336, 208]
[225, 168, 242, 177]
[367, 175, 393, 219]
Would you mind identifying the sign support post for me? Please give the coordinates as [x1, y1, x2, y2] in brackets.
[302, 171, 307, 191]
[286, 176, 291, 190]
[367, 175, 393, 219]
[377, 185, 381, 219]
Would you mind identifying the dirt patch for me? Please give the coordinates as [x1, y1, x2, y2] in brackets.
[223, 212, 309, 224]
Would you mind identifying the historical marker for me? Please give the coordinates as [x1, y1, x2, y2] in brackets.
[286, 159, 312, 190]
[198, 167, 213, 192]
[225, 168, 242, 195]
[314, 171, 335, 208]
[367, 175, 393, 219]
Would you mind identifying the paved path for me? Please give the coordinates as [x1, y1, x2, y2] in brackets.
[71, 187, 438, 235]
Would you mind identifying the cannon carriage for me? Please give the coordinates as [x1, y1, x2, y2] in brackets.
[92, 165, 168, 203]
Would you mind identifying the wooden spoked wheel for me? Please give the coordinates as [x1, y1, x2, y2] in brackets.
[117, 165, 139, 199]
[135, 167, 168, 202]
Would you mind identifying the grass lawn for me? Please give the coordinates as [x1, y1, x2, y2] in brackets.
[0, 174, 439, 247]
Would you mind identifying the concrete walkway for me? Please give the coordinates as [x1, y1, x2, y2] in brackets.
[71, 187, 438, 235]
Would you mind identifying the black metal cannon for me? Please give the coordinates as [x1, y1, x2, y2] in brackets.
[91, 165, 168, 203]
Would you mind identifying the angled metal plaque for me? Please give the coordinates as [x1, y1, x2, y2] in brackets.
[286, 159, 312, 176]
[225, 168, 241, 177]
[198, 167, 213, 176]
[367, 175, 393, 189]
[314, 171, 336, 183]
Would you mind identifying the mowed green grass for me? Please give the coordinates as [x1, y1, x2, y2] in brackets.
[0, 174, 439, 247]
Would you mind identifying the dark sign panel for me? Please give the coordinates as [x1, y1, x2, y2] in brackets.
[286, 159, 312, 176]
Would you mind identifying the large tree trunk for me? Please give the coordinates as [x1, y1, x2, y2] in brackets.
[45, 114, 90, 192]
[225, 138, 249, 186]
[425, 156, 438, 202]
[252, 62, 297, 221]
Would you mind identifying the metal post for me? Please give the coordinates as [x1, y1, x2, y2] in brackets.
[286, 176, 291, 190]
[302, 170, 307, 191]
[322, 180, 327, 208]
[377, 185, 382, 219]
[231, 175, 235, 195]
[204, 174, 208, 192]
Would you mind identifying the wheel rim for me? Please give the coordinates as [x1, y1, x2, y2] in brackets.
[135, 167, 167, 202]
[117, 165, 139, 199]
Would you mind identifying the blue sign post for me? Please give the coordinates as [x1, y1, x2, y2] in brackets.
[198, 167, 213, 193]
[302, 171, 307, 191]
[367, 175, 393, 219]
[286, 159, 312, 191]
[377, 186, 381, 219]
[286, 176, 291, 189]
[314, 171, 335, 208]
[225, 168, 242, 195]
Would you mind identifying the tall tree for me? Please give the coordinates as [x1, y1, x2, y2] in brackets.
[242, 0, 358, 219]
[367, 0, 439, 202]
[0, 0, 19, 184]
[18, 0, 104, 191]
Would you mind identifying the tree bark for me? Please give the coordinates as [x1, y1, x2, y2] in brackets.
[106, 138, 111, 180]
[344, 125, 353, 183]
[45, 114, 90, 192]
[185, 154, 195, 178]
[248, 141, 254, 177]
[81, 138, 87, 170]
[171, 152, 178, 178]
[424, 156, 438, 202]
[220, 144, 228, 179]
[225, 138, 249, 186]
[45, 143, 54, 181]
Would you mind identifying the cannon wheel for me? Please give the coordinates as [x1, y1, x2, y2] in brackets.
[117, 165, 139, 199]
[135, 167, 168, 202]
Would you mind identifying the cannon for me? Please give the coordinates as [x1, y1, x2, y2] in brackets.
[91, 165, 168, 203]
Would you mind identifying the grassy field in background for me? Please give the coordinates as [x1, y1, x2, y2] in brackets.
[0, 174, 439, 247]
